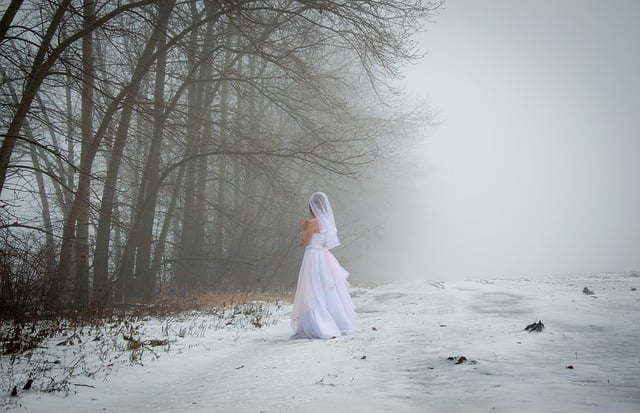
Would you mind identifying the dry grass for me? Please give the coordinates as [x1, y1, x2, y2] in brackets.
[156, 290, 294, 312]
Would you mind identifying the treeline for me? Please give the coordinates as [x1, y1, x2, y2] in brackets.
[0, 0, 440, 312]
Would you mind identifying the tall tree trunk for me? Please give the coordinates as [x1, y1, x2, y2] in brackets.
[47, 60, 83, 308]
[176, 142, 198, 295]
[74, 0, 95, 309]
[210, 24, 236, 285]
[102, 1, 174, 304]
[192, 40, 218, 287]
[152, 164, 186, 294]
[129, 0, 170, 302]
[64, 67, 76, 209]
[193, 105, 211, 287]
[175, 0, 215, 295]
[27, 137, 56, 282]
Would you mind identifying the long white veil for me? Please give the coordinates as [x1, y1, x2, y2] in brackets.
[309, 192, 340, 249]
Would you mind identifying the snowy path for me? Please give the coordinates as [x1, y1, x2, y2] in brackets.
[6, 274, 640, 412]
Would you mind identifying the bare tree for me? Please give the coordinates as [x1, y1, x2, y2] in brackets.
[1, 0, 442, 311]
[0, 0, 157, 195]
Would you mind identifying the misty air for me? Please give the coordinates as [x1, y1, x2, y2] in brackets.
[1, 1, 638, 412]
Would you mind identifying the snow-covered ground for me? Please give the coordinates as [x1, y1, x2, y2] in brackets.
[2, 273, 639, 412]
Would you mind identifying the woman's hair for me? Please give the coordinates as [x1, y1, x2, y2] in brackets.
[308, 205, 315, 217]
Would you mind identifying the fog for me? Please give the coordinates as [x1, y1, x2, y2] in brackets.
[339, 0, 640, 282]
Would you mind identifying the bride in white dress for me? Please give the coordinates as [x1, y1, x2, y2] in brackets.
[291, 192, 356, 339]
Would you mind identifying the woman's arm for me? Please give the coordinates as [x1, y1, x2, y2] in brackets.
[302, 218, 319, 246]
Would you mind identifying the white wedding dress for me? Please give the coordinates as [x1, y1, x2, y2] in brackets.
[291, 231, 356, 339]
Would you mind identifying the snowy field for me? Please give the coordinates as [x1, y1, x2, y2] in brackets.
[2, 272, 639, 413]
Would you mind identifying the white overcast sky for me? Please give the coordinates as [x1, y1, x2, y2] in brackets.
[343, 0, 640, 280]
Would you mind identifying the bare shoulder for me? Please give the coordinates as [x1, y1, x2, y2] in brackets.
[308, 218, 320, 232]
